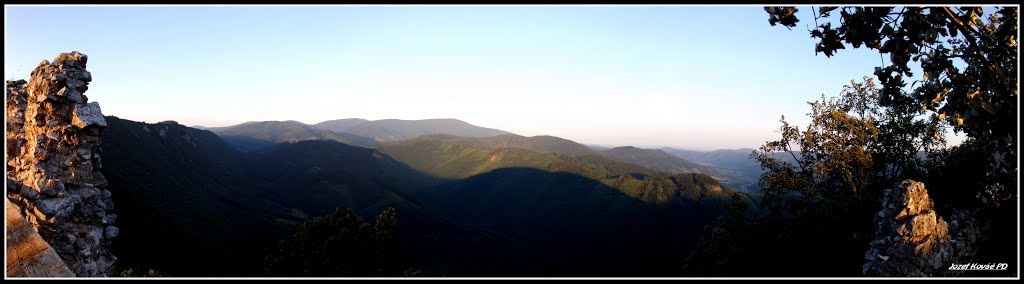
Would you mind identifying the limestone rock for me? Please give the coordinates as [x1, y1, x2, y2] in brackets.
[863, 180, 981, 277]
[71, 102, 106, 128]
[34, 197, 77, 220]
[5, 51, 116, 277]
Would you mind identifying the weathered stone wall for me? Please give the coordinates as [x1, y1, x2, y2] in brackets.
[5, 51, 117, 277]
[863, 180, 980, 277]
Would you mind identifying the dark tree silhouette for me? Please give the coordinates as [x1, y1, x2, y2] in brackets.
[265, 207, 413, 277]
[765, 6, 1017, 205]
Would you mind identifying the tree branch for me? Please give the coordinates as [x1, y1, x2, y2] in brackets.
[790, 150, 806, 172]
[940, 7, 1006, 98]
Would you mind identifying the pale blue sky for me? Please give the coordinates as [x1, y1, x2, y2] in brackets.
[4, 5, 966, 150]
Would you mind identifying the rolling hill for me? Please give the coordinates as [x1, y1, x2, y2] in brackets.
[398, 134, 718, 178]
[379, 135, 738, 206]
[378, 135, 659, 182]
[602, 146, 722, 176]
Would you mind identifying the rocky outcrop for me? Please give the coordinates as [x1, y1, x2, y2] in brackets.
[863, 180, 981, 277]
[5, 51, 117, 277]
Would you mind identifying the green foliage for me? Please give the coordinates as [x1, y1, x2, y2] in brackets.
[752, 77, 942, 209]
[753, 78, 896, 217]
[766, 6, 1018, 206]
[265, 207, 410, 277]
[752, 79, 897, 274]
[684, 79, 936, 276]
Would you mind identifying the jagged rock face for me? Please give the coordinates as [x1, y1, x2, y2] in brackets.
[863, 180, 979, 277]
[5, 51, 117, 277]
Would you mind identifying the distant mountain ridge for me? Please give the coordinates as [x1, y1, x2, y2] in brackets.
[312, 118, 370, 133]
[209, 118, 513, 150]
[208, 120, 377, 150]
[314, 118, 513, 143]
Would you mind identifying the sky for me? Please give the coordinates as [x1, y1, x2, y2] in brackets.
[4, 5, 969, 150]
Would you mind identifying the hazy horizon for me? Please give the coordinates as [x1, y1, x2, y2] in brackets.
[187, 116, 752, 152]
[4, 5, 969, 150]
